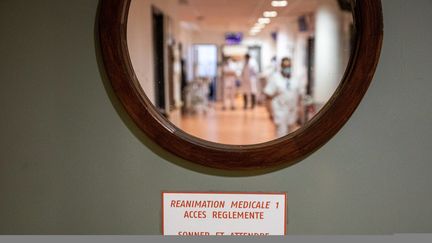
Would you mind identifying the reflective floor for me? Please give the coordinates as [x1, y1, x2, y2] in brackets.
[169, 97, 276, 145]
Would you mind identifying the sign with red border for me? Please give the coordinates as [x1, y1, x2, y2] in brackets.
[162, 192, 287, 236]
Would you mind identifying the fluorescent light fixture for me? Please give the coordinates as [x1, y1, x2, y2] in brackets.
[264, 11, 278, 18]
[258, 17, 271, 24]
[271, 0, 288, 7]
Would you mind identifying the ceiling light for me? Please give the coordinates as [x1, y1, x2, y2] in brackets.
[271, 1, 288, 7]
[258, 18, 271, 24]
[264, 11, 278, 18]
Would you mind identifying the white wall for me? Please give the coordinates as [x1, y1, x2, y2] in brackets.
[313, 0, 344, 104]
[1, 0, 432, 235]
[276, 22, 297, 61]
[127, 0, 155, 104]
[292, 34, 309, 95]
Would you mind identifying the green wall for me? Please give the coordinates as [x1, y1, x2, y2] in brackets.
[1, 0, 432, 234]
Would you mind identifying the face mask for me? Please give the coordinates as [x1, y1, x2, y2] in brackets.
[282, 67, 292, 76]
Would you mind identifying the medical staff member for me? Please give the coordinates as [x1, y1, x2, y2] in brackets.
[241, 54, 259, 109]
[264, 57, 299, 138]
[222, 57, 237, 110]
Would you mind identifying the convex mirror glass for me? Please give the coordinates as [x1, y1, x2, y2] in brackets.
[127, 0, 356, 145]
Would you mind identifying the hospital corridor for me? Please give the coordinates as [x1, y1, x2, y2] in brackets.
[127, 0, 355, 145]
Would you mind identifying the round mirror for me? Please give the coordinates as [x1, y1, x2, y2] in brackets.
[99, 0, 383, 170]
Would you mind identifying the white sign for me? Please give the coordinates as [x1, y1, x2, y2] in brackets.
[162, 192, 287, 236]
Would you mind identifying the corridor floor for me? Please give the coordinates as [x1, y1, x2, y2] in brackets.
[169, 101, 276, 145]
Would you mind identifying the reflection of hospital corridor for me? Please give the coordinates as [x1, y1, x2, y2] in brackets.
[170, 96, 277, 145]
[127, 0, 355, 145]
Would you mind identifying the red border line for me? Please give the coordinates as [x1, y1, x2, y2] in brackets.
[162, 191, 288, 236]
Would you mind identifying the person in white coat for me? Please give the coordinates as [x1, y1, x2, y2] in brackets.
[222, 57, 237, 110]
[264, 57, 300, 138]
[241, 54, 259, 109]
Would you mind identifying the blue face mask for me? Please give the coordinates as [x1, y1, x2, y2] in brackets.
[282, 67, 292, 76]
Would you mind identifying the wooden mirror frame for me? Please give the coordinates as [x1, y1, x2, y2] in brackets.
[98, 0, 383, 170]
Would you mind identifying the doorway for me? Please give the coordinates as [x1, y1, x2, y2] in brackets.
[152, 6, 166, 116]
[248, 45, 262, 72]
[193, 44, 218, 101]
